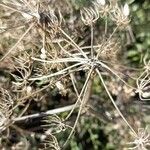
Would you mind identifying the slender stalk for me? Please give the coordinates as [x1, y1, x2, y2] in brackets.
[104, 16, 108, 35]
[96, 68, 137, 137]
[29, 62, 84, 81]
[13, 104, 76, 122]
[64, 67, 93, 146]
[57, 42, 76, 58]
[59, 28, 88, 59]
[97, 61, 136, 89]
[107, 26, 118, 42]
[31, 57, 87, 64]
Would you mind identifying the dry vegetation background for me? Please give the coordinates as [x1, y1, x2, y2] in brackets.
[0, 0, 150, 150]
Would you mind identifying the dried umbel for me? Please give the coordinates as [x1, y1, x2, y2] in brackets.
[11, 55, 32, 91]
[97, 38, 121, 61]
[0, 88, 13, 132]
[128, 127, 150, 150]
[43, 133, 60, 150]
[110, 3, 130, 29]
[94, 0, 111, 17]
[43, 115, 67, 134]
[80, 6, 99, 25]
[0, 0, 148, 149]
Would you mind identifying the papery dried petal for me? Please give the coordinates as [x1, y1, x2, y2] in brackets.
[123, 3, 130, 17]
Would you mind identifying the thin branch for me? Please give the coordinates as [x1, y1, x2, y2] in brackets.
[97, 61, 136, 89]
[59, 28, 88, 59]
[29, 62, 84, 81]
[13, 104, 76, 122]
[31, 57, 87, 64]
[96, 68, 137, 137]
[64, 67, 93, 146]
[90, 24, 94, 59]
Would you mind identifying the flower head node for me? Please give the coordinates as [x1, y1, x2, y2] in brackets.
[128, 128, 150, 150]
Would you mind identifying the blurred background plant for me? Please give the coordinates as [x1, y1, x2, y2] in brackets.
[0, 0, 149, 149]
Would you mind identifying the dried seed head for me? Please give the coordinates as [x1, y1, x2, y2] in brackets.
[97, 38, 121, 61]
[94, 0, 110, 17]
[80, 6, 99, 25]
[110, 4, 130, 29]
[39, 9, 63, 38]
[136, 71, 150, 101]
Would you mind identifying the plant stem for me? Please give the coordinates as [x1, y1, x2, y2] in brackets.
[96, 68, 137, 137]
[13, 104, 76, 122]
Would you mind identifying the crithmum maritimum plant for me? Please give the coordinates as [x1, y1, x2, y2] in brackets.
[0, 0, 149, 149]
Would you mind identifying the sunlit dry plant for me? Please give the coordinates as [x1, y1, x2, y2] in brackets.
[26, 2, 139, 146]
[96, 37, 121, 61]
[80, 6, 99, 26]
[0, 0, 149, 149]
